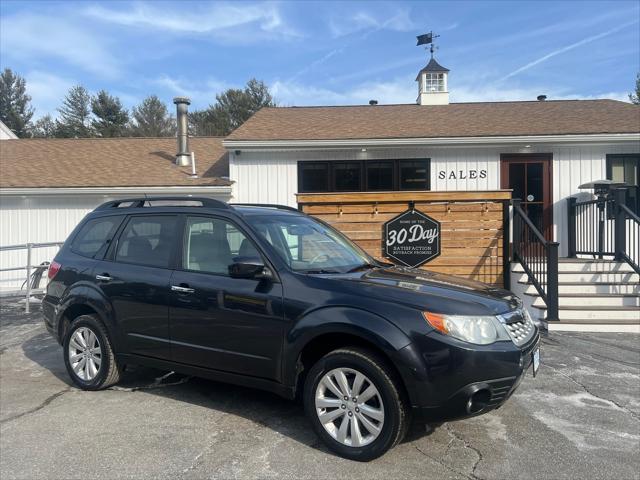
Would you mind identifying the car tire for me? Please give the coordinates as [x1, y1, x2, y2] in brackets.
[303, 347, 410, 461]
[63, 314, 121, 390]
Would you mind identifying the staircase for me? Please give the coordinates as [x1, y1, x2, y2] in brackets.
[512, 259, 640, 332]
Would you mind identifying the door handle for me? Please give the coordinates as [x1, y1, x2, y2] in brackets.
[171, 285, 195, 294]
[95, 274, 113, 282]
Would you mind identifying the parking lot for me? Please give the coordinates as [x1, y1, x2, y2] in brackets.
[1, 297, 639, 480]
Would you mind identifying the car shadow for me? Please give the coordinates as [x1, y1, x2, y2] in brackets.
[22, 331, 438, 453]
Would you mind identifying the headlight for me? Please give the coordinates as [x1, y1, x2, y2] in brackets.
[423, 312, 510, 345]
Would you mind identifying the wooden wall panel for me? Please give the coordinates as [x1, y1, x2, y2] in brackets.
[298, 190, 510, 287]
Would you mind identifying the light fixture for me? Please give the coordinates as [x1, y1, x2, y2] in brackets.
[361, 148, 367, 152]
[524, 144, 531, 148]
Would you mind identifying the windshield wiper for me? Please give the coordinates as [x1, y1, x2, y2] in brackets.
[346, 263, 378, 273]
[301, 269, 341, 274]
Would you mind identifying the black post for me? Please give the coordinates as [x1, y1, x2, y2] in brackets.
[567, 197, 577, 258]
[503, 200, 511, 290]
[546, 242, 560, 322]
[613, 188, 627, 261]
[512, 199, 522, 261]
[597, 194, 606, 259]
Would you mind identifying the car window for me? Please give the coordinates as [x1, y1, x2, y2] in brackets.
[114, 216, 177, 268]
[183, 216, 262, 275]
[72, 216, 123, 258]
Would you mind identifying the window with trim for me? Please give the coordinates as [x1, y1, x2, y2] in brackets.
[72, 216, 123, 258]
[114, 216, 178, 268]
[298, 159, 430, 193]
[607, 154, 639, 216]
[424, 73, 445, 92]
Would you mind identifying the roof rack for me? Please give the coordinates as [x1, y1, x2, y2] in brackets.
[95, 196, 231, 210]
[231, 203, 300, 212]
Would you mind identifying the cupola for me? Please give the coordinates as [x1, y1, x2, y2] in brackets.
[416, 57, 450, 106]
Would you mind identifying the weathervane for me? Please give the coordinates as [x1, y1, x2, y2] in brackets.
[416, 31, 440, 58]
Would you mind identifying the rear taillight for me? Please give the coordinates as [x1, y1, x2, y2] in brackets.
[48, 261, 62, 280]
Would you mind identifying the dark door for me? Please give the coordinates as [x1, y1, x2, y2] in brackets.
[169, 215, 284, 380]
[501, 154, 553, 239]
[94, 214, 179, 360]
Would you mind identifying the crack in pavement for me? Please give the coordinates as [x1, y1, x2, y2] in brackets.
[444, 423, 484, 480]
[545, 363, 640, 421]
[414, 444, 473, 480]
[0, 387, 71, 425]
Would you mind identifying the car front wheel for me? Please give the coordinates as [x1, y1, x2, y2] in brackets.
[303, 347, 409, 461]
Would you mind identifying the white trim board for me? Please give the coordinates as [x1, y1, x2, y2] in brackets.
[0, 186, 233, 196]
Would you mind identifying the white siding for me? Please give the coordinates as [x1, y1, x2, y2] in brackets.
[230, 141, 640, 257]
[0, 190, 232, 290]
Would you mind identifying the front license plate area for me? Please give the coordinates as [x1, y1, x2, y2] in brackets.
[532, 348, 540, 377]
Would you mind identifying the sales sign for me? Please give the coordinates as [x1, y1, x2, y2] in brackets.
[383, 209, 441, 267]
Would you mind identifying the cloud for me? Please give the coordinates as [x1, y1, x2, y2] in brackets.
[152, 75, 231, 108]
[501, 19, 639, 81]
[0, 12, 121, 78]
[84, 2, 301, 41]
[329, 9, 415, 38]
[24, 71, 76, 119]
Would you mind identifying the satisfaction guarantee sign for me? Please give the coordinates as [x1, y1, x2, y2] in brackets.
[383, 209, 441, 268]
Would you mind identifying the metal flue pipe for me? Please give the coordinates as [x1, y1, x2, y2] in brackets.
[173, 97, 191, 166]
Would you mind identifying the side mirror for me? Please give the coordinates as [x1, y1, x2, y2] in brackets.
[229, 257, 271, 280]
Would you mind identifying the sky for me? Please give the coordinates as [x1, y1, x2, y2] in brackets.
[1, 0, 639, 119]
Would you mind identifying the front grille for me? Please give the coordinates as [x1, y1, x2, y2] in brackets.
[498, 309, 535, 347]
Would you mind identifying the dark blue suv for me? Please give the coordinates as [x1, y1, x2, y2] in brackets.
[43, 197, 540, 461]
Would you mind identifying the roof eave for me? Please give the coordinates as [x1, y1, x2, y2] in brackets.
[0, 185, 233, 196]
[224, 133, 640, 150]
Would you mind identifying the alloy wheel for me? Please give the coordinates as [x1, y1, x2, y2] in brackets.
[315, 367, 385, 447]
[68, 327, 102, 381]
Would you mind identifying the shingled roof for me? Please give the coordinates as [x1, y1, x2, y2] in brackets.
[226, 99, 640, 142]
[0, 136, 230, 189]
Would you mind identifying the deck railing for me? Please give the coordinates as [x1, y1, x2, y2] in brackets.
[568, 188, 639, 274]
[511, 199, 559, 322]
[0, 242, 63, 312]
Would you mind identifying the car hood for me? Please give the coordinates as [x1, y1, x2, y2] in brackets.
[326, 266, 520, 316]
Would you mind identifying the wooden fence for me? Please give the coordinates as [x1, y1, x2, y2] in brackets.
[297, 191, 512, 287]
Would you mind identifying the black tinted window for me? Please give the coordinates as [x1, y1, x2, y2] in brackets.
[399, 160, 430, 190]
[334, 162, 362, 191]
[72, 217, 122, 258]
[300, 163, 329, 192]
[366, 161, 394, 190]
[115, 216, 177, 268]
[183, 217, 260, 275]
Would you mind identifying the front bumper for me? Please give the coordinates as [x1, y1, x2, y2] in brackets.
[394, 329, 540, 422]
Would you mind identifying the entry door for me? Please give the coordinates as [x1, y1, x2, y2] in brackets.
[169, 215, 284, 381]
[501, 154, 553, 239]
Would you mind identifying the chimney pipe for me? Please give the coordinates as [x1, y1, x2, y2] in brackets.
[369, 99, 378, 105]
[537, 95, 547, 101]
[173, 96, 191, 166]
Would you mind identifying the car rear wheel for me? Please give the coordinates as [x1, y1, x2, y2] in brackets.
[63, 315, 121, 390]
[303, 347, 409, 461]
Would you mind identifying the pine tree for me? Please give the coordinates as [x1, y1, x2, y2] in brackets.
[630, 73, 640, 105]
[91, 90, 129, 137]
[57, 85, 93, 138]
[131, 95, 174, 137]
[192, 78, 275, 136]
[0, 68, 34, 137]
[30, 114, 57, 138]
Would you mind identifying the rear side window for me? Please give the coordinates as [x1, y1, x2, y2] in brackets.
[72, 216, 123, 258]
[115, 216, 177, 268]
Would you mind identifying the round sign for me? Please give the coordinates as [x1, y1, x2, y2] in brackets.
[527, 194, 535, 202]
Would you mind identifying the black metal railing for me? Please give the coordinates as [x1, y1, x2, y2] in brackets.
[512, 199, 559, 322]
[568, 187, 640, 274]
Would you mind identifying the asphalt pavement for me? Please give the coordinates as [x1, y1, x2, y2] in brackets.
[1, 297, 639, 479]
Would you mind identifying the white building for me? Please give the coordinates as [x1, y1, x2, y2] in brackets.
[0, 136, 231, 290]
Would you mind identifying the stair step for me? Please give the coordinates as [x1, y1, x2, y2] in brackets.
[512, 261, 635, 273]
[522, 283, 640, 295]
[533, 305, 640, 321]
[546, 322, 640, 333]
[515, 272, 639, 283]
[531, 295, 640, 307]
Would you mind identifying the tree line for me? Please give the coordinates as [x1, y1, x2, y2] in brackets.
[0, 68, 275, 139]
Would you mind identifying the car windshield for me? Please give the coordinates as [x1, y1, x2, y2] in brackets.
[247, 214, 374, 273]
